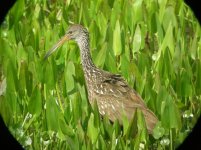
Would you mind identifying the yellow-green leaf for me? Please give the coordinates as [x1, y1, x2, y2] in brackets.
[113, 20, 122, 56]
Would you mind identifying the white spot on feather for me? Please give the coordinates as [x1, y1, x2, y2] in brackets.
[110, 89, 114, 93]
[101, 111, 105, 115]
[111, 105, 115, 111]
[101, 105, 104, 109]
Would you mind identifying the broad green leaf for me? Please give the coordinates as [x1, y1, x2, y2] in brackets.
[181, 70, 192, 97]
[87, 113, 99, 144]
[111, 131, 117, 150]
[59, 117, 74, 136]
[95, 42, 107, 68]
[44, 62, 55, 89]
[163, 48, 174, 83]
[17, 42, 27, 63]
[46, 96, 60, 131]
[156, 86, 167, 114]
[122, 111, 130, 136]
[120, 55, 129, 79]
[161, 95, 181, 129]
[113, 20, 122, 56]
[5, 60, 17, 93]
[158, 0, 168, 22]
[124, 110, 138, 138]
[136, 109, 148, 142]
[113, 120, 121, 137]
[18, 62, 27, 97]
[136, 109, 146, 135]
[8, 0, 25, 28]
[102, 115, 113, 139]
[98, 135, 107, 150]
[28, 86, 42, 116]
[65, 61, 75, 92]
[77, 83, 88, 113]
[156, 13, 164, 44]
[160, 23, 174, 57]
[110, 0, 121, 28]
[105, 52, 118, 73]
[162, 6, 177, 31]
[71, 93, 82, 123]
[96, 12, 107, 41]
[133, 0, 143, 23]
[128, 61, 142, 88]
[92, 101, 100, 128]
[125, 1, 134, 34]
[189, 24, 199, 60]
[153, 122, 165, 139]
[133, 25, 141, 54]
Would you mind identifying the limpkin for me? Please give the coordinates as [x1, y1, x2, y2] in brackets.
[44, 24, 158, 134]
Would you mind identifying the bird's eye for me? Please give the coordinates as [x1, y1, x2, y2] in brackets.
[68, 31, 73, 34]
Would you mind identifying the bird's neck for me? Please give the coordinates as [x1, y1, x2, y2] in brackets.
[76, 36, 96, 74]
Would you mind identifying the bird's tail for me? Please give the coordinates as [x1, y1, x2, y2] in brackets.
[142, 108, 158, 134]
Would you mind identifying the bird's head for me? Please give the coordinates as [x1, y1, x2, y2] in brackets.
[44, 24, 88, 59]
[66, 25, 88, 40]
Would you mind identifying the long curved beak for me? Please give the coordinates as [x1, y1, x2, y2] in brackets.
[44, 35, 70, 60]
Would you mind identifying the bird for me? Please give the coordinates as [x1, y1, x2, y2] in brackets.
[44, 24, 158, 134]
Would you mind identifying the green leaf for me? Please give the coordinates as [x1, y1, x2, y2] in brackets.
[136, 109, 148, 137]
[120, 55, 129, 79]
[189, 24, 199, 60]
[125, 110, 138, 138]
[98, 135, 107, 150]
[156, 86, 167, 114]
[122, 111, 130, 136]
[113, 20, 122, 56]
[87, 113, 99, 144]
[110, 0, 121, 28]
[111, 131, 117, 150]
[133, 0, 143, 23]
[46, 96, 60, 131]
[17, 42, 27, 63]
[133, 25, 142, 54]
[44, 62, 55, 89]
[162, 6, 177, 31]
[160, 22, 174, 57]
[153, 122, 165, 139]
[65, 61, 75, 92]
[95, 42, 107, 68]
[28, 86, 42, 116]
[59, 117, 74, 136]
[102, 115, 113, 138]
[158, 0, 168, 22]
[8, 0, 25, 28]
[105, 52, 118, 73]
[125, 1, 134, 34]
[92, 101, 100, 128]
[161, 95, 181, 129]
[96, 12, 107, 41]
[71, 93, 82, 123]
[181, 70, 192, 97]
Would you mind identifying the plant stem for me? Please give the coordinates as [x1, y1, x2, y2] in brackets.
[56, 83, 64, 113]
[170, 129, 173, 150]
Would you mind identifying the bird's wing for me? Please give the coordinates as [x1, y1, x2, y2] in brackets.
[97, 73, 146, 108]
[92, 73, 158, 133]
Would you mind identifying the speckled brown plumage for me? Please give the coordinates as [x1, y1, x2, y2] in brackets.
[45, 24, 158, 134]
